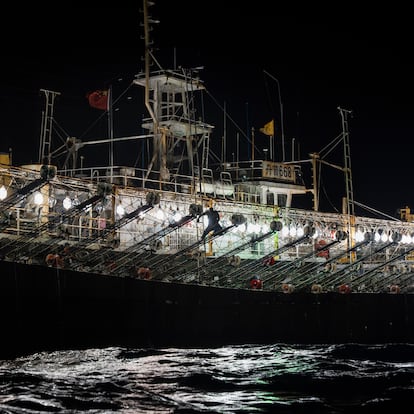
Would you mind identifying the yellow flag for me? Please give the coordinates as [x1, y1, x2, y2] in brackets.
[260, 119, 274, 136]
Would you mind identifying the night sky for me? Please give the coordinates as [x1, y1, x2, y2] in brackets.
[1, 2, 413, 218]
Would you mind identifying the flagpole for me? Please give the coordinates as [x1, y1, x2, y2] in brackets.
[251, 127, 255, 161]
[270, 134, 273, 161]
[108, 85, 113, 182]
[259, 120, 274, 160]
[223, 101, 227, 163]
[263, 70, 285, 162]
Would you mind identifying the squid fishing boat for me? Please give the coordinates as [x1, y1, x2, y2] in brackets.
[1, 1, 414, 359]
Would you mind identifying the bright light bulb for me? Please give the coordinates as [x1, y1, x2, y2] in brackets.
[355, 229, 364, 242]
[173, 211, 182, 222]
[251, 223, 261, 233]
[156, 209, 165, 220]
[34, 191, 44, 205]
[116, 204, 125, 217]
[63, 196, 72, 210]
[238, 223, 246, 233]
[246, 223, 255, 233]
[262, 224, 270, 233]
[0, 185, 7, 200]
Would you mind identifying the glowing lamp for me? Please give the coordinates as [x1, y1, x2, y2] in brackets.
[0, 185, 7, 200]
[63, 196, 72, 210]
[34, 191, 44, 205]
[116, 204, 125, 217]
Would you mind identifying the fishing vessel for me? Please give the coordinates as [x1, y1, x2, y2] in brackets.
[1, 1, 414, 359]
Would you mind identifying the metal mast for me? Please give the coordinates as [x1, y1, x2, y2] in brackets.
[339, 106, 354, 217]
[338, 106, 355, 263]
[38, 89, 60, 165]
[136, 0, 214, 181]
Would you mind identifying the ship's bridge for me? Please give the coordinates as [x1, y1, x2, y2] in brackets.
[187, 161, 308, 207]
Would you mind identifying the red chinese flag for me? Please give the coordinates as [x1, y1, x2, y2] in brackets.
[86, 90, 109, 110]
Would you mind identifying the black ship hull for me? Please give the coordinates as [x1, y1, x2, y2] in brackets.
[2, 261, 413, 359]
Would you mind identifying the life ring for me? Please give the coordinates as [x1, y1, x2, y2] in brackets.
[311, 284, 323, 294]
[45, 253, 56, 266]
[250, 276, 262, 289]
[262, 256, 276, 266]
[281, 283, 294, 294]
[389, 284, 400, 294]
[315, 239, 330, 258]
[137, 267, 152, 280]
[338, 283, 351, 294]
[45, 253, 64, 268]
[323, 263, 331, 272]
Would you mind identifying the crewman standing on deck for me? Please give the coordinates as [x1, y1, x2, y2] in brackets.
[199, 207, 222, 241]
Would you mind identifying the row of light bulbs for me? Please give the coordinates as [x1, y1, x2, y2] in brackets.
[354, 228, 414, 244]
[5, 188, 414, 245]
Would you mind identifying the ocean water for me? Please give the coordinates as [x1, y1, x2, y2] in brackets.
[0, 344, 413, 413]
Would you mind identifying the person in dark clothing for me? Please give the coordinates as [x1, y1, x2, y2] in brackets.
[199, 207, 222, 240]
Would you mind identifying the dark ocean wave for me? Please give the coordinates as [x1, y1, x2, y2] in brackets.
[1, 344, 413, 413]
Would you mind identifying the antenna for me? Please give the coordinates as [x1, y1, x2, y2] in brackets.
[263, 70, 285, 162]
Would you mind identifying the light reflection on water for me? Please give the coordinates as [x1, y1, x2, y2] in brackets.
[0, 344, 413, 413]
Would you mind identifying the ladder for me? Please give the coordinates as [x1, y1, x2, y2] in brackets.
[39, 89, 61, 165]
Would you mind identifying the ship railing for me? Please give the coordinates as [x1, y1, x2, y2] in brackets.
[262, 229, 349, 288]
[353, 263, 413, 293]
[261, 239, 343, 291]
[219, 228, 347, 291]
[57, 165, 239, 201]
[134, 68, 207, 88]
[343, 246, 414, 293]
[193, 168, 235, 199]
[56, 165, 206, 196]
[217, 234, 312, 289]
[90, 212, 199, 276]
[175, 226, 281, 285]
[0, 197, 114, 264]
[379, 267, 414, 292]
[316, 240, 398, 292]
[8, 202, 155, 272]
[60, 201, 157, 265]
[226, 239, 314, 289]
[280, 236, 372, 293]
[233, 186, 260, 204]
[143, 223, 240, 280]
[0, 206, 41, 237]
[141, 114, 212, 133]
[382, 271, 414, 292]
